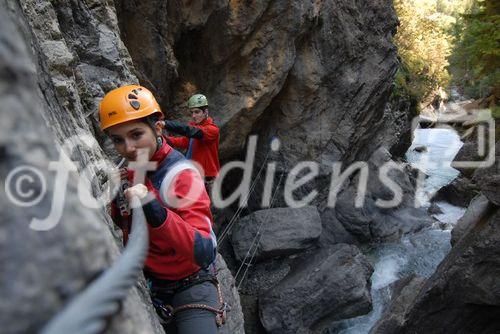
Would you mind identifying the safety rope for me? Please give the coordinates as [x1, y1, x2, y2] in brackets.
[217, 149, 270, 243]
[41, 197, 148, 334]
[235, 172, 285, 289]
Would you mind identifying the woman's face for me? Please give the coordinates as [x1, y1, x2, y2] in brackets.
[107, 120, 161, 161]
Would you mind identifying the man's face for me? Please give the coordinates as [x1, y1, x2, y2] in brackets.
[190, 107, 206, 124]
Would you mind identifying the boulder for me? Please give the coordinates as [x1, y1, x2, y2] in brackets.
[427, 202, 443, 215]
[319, 207, 358, 246]
[452, 141, 478, 178]
[370, 274, 426, 334]
[472, 141, 500, 206]
[432, 176, 479, 207]
[450, 194, 491, 245]
[334, 148, 433, 242]
[413, 146, 427, 153]
[259, 244, 373, 334]
[231, 206, 322, 262]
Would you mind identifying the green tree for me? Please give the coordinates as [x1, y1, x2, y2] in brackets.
[449, 0, 500, 103]
[393, 0, 456, 103]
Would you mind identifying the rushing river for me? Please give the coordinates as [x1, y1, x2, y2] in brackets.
[329, 126, 467, 334]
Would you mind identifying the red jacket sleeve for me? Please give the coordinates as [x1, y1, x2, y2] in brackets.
[152, 169, 216, 268]
[166, 135, 189, 150]
[196, 123, 219, 141]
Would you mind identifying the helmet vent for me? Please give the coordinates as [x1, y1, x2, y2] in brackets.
[130, 100, 141, 110]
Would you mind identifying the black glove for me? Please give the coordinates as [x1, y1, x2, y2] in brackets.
[164, 120, 203, 139]
[142, 198, 167, 228]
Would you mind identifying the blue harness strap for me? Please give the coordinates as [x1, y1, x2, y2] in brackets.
[149, 148, 186, 191]
[186, 138, 194, 159]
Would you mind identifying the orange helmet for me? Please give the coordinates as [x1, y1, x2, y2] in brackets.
[99, 85, 162, 130]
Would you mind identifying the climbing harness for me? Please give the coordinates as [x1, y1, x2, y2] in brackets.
[150, 277, 229, 327]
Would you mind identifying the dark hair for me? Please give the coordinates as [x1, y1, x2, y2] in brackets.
[140, 113, 161, 131]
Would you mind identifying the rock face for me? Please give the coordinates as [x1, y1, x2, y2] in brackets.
[373, 203, 500, 334]
[432, 176, 480, 207]
[18, 0, 137, 160]
[402, 205, 500, 333]
[259, 244, 373, 334]
[471, 141, 500, 206]
[369, 275, 426, 334]
[231, 206, 322, 262]
[2, 0, 245, 333]
[216, 254, 245, 334]
[333, 147, 433, 242]
[114, 0, 400, 164]
[450, 194, 492, 245]
[0, 2, 162, 333]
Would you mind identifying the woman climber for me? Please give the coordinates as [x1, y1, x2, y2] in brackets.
[98, 84, 226, 333]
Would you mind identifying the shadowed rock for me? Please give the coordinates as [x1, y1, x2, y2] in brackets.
[259, 244, 373, 334]
[231, 206, 322, 262]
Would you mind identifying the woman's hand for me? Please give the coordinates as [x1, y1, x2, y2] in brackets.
[124, 184, 148, 202]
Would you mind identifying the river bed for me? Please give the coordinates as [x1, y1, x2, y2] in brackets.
[329, 126, 467, 334]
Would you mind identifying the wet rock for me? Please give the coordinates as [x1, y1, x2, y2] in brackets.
[370, 274, 426, 334]
[432, 176, 479, 207]
[335, 148, 433, 242]
[231, 206, 322, 262]
[451, 194, 491, 246]
[413, 146, 427, 153]
[259, 244, 373, 334]
[383, 205, 500, 334]
[427, 202, 443, 215]
[452, 139, 483, 179]
[472, 141, 500, 206]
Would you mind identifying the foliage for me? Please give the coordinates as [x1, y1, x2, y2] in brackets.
[449, 0, 500, 102]
[393, 0, 457, 102]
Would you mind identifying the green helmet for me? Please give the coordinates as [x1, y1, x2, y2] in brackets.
[187, 94, 208, 108]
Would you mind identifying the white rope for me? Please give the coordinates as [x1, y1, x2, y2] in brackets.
[235, 172, 284, 289]
[217, 150, 270, 243]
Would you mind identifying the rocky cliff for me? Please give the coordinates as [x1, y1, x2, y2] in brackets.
[0, 0, 424, 333]
[372, 131, 500, 333]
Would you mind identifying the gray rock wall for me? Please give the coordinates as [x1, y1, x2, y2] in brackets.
[113, 0, 402, 164]
[2, 0, 245, 333]
[0, 1, 162, 333]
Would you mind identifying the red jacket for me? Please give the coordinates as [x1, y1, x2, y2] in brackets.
[112, 140, 217, 280]
[167, 117, 220, 177]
